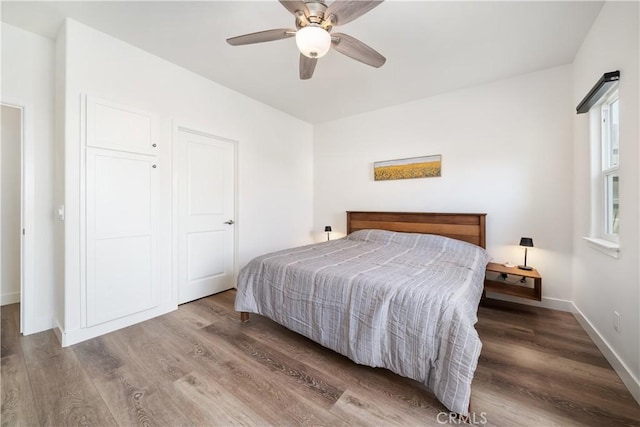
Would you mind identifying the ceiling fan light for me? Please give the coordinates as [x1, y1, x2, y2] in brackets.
[295, 25, 331, 58]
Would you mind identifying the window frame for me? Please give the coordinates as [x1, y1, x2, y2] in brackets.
[600, 89, 619, 243]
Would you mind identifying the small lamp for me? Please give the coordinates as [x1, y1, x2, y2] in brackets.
[518, 237, 534, 271]
[324, 226, 332, 241]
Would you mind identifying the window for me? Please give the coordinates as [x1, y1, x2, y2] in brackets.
[601, 91, 619, 241]
[577, 71, 620, 257]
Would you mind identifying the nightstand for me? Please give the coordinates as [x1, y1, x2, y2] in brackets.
[484, 262, 542, 301]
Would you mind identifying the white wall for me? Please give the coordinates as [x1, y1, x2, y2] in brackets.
[1, 23, 56, 333]
[1, 105, 21, 305]
[58, 19, 314, 342]
[571, 1, 639, 401]
[314, 65, 574, 304]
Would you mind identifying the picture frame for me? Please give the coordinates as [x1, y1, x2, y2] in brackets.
[374, 154, 442, 181]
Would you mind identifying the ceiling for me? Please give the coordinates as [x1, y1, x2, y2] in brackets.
[2, 1, 603, 124]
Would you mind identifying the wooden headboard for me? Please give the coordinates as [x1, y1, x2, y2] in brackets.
[346, 211, 486, 248]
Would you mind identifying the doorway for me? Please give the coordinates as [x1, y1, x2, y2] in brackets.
[1, 105, 23, 311]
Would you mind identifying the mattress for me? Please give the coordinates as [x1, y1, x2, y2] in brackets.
[235, 229, 490, 415]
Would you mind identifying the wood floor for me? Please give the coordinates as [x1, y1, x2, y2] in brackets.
[2, 290, 638, 426]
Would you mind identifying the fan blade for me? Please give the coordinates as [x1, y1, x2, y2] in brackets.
[331, 33, 386, 67]
[325, 1, 383, 26]
[299, 54, 317, 80]
[227, 29, 295, 46]
[279, 0, 309, 17]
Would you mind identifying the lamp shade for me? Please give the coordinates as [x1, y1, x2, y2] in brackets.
[519, 237, 534, 247]
[296, 25, 331, 58]
[324, 226, 332, 232]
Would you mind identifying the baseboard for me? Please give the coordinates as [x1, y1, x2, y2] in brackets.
[21, 316, 57, 336]
[572, 303, 640, 405]
[484, 292, 574, 312]
[1, 291, 20, 306]
[53, 319, 63, 345]
[484, 293, 639, 403]
[29, 315, 57, 335]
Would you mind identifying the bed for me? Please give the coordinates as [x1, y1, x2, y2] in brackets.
[235, 211, 488, 416]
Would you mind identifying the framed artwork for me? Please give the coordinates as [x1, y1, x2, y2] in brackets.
[374, 155, 442, 181]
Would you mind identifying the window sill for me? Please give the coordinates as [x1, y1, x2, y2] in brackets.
[583, 237, 620, 259]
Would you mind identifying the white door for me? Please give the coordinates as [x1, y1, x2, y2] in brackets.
[84, 97, 160, 327]
[86, 148, 159, 326]
[1, 103, 33, 335]
[177, 129, 235, 304]
[1, 105, 22, 307]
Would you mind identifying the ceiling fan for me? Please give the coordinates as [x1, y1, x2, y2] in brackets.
[227, 0, 386, 80]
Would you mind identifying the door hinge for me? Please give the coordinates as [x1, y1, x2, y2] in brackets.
[23, 229, 25, 235]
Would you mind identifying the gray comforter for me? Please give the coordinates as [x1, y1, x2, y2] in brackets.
[235, 229, 490, 415]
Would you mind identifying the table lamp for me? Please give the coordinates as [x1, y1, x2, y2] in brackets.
[324, 226, 332, 241]
[518, 237, 534, 270]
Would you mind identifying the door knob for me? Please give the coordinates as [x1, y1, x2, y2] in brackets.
[224, 220, 235, 225]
